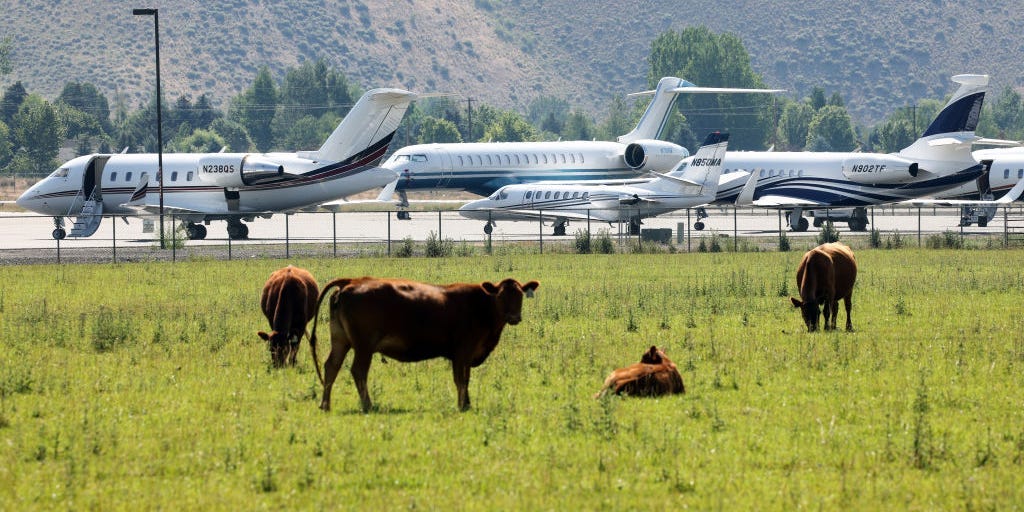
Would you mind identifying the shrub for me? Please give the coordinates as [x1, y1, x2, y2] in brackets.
[574, 229, 591, 254]
[817, 220, 840, 244]
[395, 237, 415, 258]
[594, 230, 615, 254]
[425, 231, 454, 257]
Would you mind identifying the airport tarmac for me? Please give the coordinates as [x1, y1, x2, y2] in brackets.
[0, 205, 1012, 265]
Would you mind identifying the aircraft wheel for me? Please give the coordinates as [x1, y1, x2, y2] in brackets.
[52, 228, 67, 240]
[848, 218, 868, 231]
[397, 211, 411, 220]
[227, 223, 248, 240]
[186, 223, 207, 240]
[693, 222, 705, 231]
[796, 217, 809, 232]
[978, 217, 988, 228]
[483, 223, 493, 235]
[813, 218, 823, 228]
[554, 224, 567, 236]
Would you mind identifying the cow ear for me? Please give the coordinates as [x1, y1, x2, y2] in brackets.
[522, 280, 539, 298]
[790, 297, 803, 308]
[257, 331, 271, 341]
[481, 282, 499, 294]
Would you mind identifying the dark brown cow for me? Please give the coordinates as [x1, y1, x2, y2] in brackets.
[595, 346, 685, 398]
[790, 242, 857, 332]
[258, 266, 320, 368]
[310, 277, 539, 412]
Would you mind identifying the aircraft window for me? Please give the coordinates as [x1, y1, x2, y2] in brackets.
[532, 154, 538, 164]
[514, 155, 521, 165]
[476, 155, 483, 165]
[789, 170, 794, 177]
[411, 154, 427, 162]
[572, 192, 579, 199]
[489, 191, 500, 200]
[551, 154, 557, 163]
[393, 154, 411, 163]
[1005, 169, 1010, 179]
[504, 155, 511, 165]
[187, 171, 194, 181]
[561, 154, 567, 164]
[759, 170, 765, 178]
[499, 191, 508, 200]
[578, 153, 584, 163]
[799, 170, 804, 177]
[495, 155, 501, 165]
[1019, 169, 1023, 179]
[51, 168, 70, 178]
[542, 154, 548, 164]
[486, 155, 492, 165]
[172, 171, 179, 181]
[570, 154, 576, 164]
[583, 192, 588, 200]
[525, 191, 532, 200]
[554, 192, 561, 199]
[110, 172, 118, 181]
[126, 172, 133, 182]
[458, 156, 465, 166]
[544, 191, 551, 199]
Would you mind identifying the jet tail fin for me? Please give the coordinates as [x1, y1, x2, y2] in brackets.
[617, 77, 783, 144]
[645, 132, 729, 195]
[900, 74, 988, 160]
[303, 88, 417, 164]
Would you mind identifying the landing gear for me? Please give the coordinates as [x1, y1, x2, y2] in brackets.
[628, 219, 641, 236]
[52, 217, 66, 240]
[483, 222, 493, 235]
[226, 219, 249, 240]
[553, 221, 567, 236]
[396, 210, 411, 220]
[788, 208, 809, 232]
[694, 207, 708, 230]
[396, 190, 411, 220]
[184, 222, 207, 240]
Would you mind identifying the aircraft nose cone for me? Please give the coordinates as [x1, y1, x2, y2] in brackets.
[15, 189, 34, 210]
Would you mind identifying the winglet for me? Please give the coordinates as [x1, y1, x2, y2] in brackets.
[734, 170, 758, 206]
[995, 177, 1024, 204]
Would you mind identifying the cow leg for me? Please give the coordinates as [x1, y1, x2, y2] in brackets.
[844, 296, 854, 331]
[350, 350, 374, 413]
[319, 331, 351, 412]
[452, 361, 471, 411]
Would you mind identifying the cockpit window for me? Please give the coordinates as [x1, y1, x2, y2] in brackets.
[411, 154, 428, 162]
[392, 154, 411, 163]
[50, 167, 70, 178]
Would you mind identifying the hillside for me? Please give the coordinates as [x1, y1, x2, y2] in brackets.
[1, 0, 1023, 126]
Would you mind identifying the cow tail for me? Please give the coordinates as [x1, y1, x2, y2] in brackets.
[309, 278, 353, 386]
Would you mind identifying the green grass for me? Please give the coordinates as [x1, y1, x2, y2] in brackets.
[1, 250, 1023, 509]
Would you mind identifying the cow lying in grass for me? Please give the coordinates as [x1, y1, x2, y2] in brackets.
[595, 346, 685, 398]
[310, 277, 540, 412]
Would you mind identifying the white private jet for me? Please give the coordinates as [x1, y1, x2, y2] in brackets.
[17, 87, 416, 240]
[380, 77, 780, 217]
[924, 146, 1024, 226]
[716, 74, 993, 231]
[458, 132, 729, 235]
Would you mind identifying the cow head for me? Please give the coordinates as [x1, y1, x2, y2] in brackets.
[790, 297, 821, 332]
[257, 330, 295, 367]
[483, 278, 540, 325]
[640, 346, 666, 365]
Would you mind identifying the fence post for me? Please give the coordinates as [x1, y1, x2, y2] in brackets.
[917, 206, 922, 247]
[56, 222, 61, 264]
[386, 211, 391, 257]
[285, 214, 290, 259]
[332, 212, 337, 257]
[438, 210, 442, 242]
[171, 215, 176, 262]
[733, 207, 738, 251]
[686, 209, 691, 252]
[1004, 207, 1009, 248]
[112, 215, 117, 264]
[538, 210, 543, 254]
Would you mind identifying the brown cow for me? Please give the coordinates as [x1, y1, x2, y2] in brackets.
[790, 242, 857, 332]
[595, 346, 685, 398]
[257, 266, 320, 368]
[310, 277, 539, 412]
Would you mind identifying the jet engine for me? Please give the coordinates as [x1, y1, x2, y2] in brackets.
[841, 155, 919, 184]
[622, 140, 688, 173]
[196, 155, 285, 187]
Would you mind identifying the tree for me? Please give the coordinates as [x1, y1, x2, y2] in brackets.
[809, 87, 827, 111]
[209, 118, 252, 152]
[596, 95, 634, 141]
[482, 111, 538, 142]
[1, 81, 27, 126]
[776, 101, 814, 150]
[985, 86, 1024, 140]
[647, 26, 776, 150]
[806, 105, 856, 151]
[468, 104, 501, 142]
[171, 128, 226, 153]
[58, 82, 111, 133]
[229, 66, 277, 151]
[0, 120, 12, 170]
[11, 95, 64, 173]
[417, 116, 462, 144]
[872, 117, 915, 153]
[562, 109, 595, 141]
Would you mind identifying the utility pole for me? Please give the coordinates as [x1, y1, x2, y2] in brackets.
[466, 97, 474, 141]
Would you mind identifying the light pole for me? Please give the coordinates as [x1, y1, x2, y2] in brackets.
[133, 8, 165, 248]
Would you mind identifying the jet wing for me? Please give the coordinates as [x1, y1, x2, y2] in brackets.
[481, 209, 597, 222]
[905, 178, 1024, 207]
[746, 195, 828, 208]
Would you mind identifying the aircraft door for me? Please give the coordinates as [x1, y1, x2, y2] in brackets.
[435, 150, 453, 188]
[80, 156, 111, 202]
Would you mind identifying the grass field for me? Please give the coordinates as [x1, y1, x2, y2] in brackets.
[1, 248, 1023, 509]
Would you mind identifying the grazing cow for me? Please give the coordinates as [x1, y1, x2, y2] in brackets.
[310, 277, 540, 412]
[790, 242, 857, 332]
[258, 266, 320, 368]
[595, 346, 685, 398]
